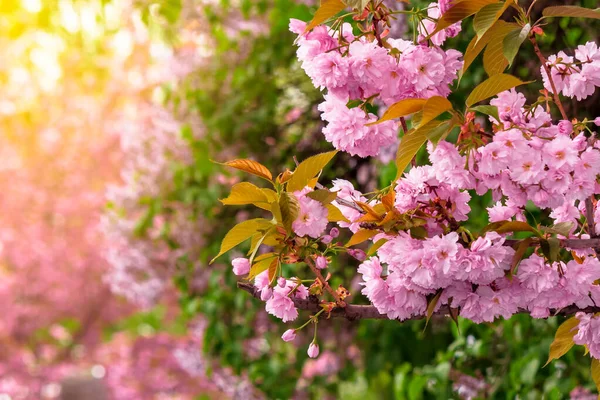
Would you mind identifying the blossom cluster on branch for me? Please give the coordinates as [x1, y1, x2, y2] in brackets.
[218, 0, 600, 380]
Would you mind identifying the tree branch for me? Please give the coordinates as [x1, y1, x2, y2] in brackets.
[238, 282, 600, 321]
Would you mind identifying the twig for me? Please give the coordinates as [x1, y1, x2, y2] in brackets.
[505, 238, 600, 250]
[530, 34, 568, 121]
[238, 282, 600, 321]
[305, 257, 346, 307]
[586, 198, 597, 238]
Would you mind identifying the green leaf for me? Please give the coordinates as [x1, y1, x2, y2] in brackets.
[545, 317, 579, 366]
[466, 74, 528, 106]
[592, 359, 600, 393]
[305, 0, 346, 32]
[430, 0, 500, 36]
[543, 6, 600, 20]
[287, 151, 338, 192]
[220, 182, 269, 206]
[483, 22, 520, 76]
[279, 192, 300, 233]
[470, 105, 500, 121]
[368, 98, 426, 125]
[395, 119, 453, 180]
[211, 218, 274, 263]
[544, 237, 561, 263]
[306, 189, 338, 205]
[345, 229, 378, 247]
[220, 159, 273, 182]
[502, 23, 531, 67]
[473, 1, 512, 40]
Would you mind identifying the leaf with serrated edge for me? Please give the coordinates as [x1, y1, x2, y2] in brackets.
[473, 1, 512, 40]
[279, 192, 300, 233]
[545, 317, 579, 366]
[287, 151, 338, 192]
[305, 0, 346, 32]
[368, 238, 388, 256]
[425, 290, 443, 329]
[211, 218, 274, 263]
[345, 229, 378, 247]
[417, 96, 453, 128]
[470, 105, 500, 121]
[503, 23, 531, 67]
[542, 222, 575, 237]
[220, 182, 269, 206]
[483, 22, 520, 76]
[307, 189, 338, 205]
[326, 204, 350, 222]
[466, 74, 528, 107]
[222, 159, 273, 182]
[543, 6, 600, 20]
[368, 98, 426, 125]
[344, 0, 369, 11]
[248, 255, 277, 279]
[430, 0, 500, 36]
[268, 258, 280, 282]
[395, 119, 448, 181]
[510, 238, 532, 276]
[483, 220, 536, 234]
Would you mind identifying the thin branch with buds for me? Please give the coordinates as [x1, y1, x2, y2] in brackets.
[238, 282, 600, 321]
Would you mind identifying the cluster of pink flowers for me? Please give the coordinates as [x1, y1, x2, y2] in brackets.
[396, 141, 473, 227]
[289, 1, 463, 157]
[542, 42, 600, 100]
[292, 187, 329, 238]
[360, 236, 600, 323]
[418, 1, 461, 46]
[470, 90, 600, 226]
[257, 273, 309, 323]
[574, 312, 600, 360]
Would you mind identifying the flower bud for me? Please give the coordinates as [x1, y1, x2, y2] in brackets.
[281, 329, 297, 342]
[316, 256, 328, 270]
[307, 343, 320, 358]
[232, 258, 250, 276]
[321, 235, 333, 244]
[329, 227, 340, 238]
[595, 117, 600, 127]
[348, 249, 366, 261]
[557, 120, 573, 135]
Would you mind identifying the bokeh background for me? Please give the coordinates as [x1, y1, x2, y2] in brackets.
[0, 0, 599, 398]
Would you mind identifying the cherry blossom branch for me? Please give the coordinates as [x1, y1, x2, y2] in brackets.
[505, 238, 600, 250]
[305, 257, 347, 307]
[238, 282, 600, 321]
[238, 282, 386, 319]
[529, 34, 568, 121]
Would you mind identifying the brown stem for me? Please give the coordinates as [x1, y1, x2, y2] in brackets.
[373, 18, 385, 48]
[399, 117, 408, 134]
[530, 35, 568, 121]
[305, 257, 346, 307]
[586, 198, 597, 238]
[238, 282, 600, 321]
